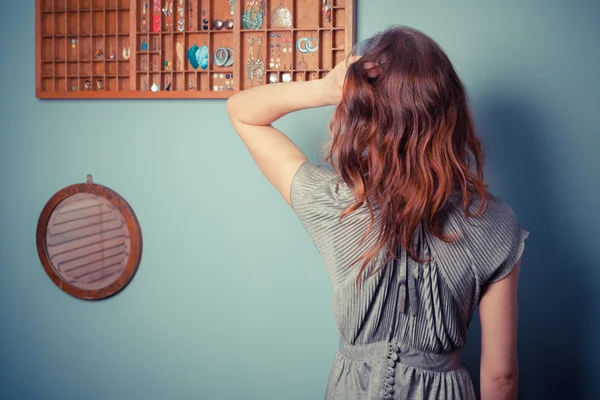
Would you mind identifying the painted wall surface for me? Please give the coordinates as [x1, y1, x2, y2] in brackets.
[1, 1, 599, 399]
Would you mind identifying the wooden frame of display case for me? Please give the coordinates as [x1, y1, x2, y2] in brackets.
[35, 0, 355, 99]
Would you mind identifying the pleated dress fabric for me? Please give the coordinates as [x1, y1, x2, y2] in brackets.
[290, 162, 530, 400]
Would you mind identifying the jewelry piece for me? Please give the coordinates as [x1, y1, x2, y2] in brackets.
[122, 44, 130, 60]
[246, 37, 255, 86]
[151, 82, 159, 92]
[224, 18, 234, 30]
[202, 10, 208, 30]
[296, 37, 319, 54]
[196, 42, 209, 70]
[282, 72, 292, 83]
[165, 81, 172, 91]
[305, 37, 319, 53]
[255, 37, 266, 85]
[189, 0, 193, 29]
[242, 0, 264, 30]
[95, 42, 104, 58]
[224, 46, 234, 67]
[268, 72, 278, 84]
[272, 1, 292, 28]
[213, 19, 224, 30]
[177, 0, 185, 32]
[188, 41, 200, 69]
[142, 0, 148, 32]
[84, 79, 91, 91]
[140, 37, 148, 51]
[322, 0, 332, 23]
[97, 79, 104, 90]
[176, 41, 184, 70]
[213, 47, 229, 67]
[229, 0, 234, 16]
[152, 13, 161, 31]
[71, 38, 77, 49]
[297, 54, 308, 70]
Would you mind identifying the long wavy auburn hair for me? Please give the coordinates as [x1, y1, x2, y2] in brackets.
[325, 26, 491, 290]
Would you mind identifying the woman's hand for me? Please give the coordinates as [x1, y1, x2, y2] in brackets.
[318, 56, 361, 105]
[317, 56, 382, 105]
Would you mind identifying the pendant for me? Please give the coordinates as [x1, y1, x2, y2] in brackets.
[272, 3, 292, 28]
[188, 42, 200, 69]
[196, 44, 209, 70]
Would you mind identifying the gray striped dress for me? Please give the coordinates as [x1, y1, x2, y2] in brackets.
[290, 162, 530, 400]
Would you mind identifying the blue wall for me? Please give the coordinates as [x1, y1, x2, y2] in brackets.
[1, 1, 599, 399]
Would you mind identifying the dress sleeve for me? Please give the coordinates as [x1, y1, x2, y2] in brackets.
[290, 162, 345, 281]
[463, 196, 531, 289]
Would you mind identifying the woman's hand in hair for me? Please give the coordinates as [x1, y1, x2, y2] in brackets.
[318, 56, 379, 105]
[318, 56, 360, 105]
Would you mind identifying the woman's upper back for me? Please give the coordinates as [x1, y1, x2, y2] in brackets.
[291, 162, 529, 352]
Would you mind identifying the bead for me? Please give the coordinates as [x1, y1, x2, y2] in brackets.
[226, 74, 230, 79]
[276, 33, 281, 37]
[386, 359, 395, 368]
[385, 387, 395, 394]
[385, 377, 395, 385]
[389, 353, 398, 361]
[213, 85, 218, 91]
[213, 73, 218, 79]
[390, 345, 399, 353]
[219, 73, 224, 79]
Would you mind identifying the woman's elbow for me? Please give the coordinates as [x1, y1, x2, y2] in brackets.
[481, 366, 519, 399]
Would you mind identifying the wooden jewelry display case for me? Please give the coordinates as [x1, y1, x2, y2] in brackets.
[35, 0, 355, 99]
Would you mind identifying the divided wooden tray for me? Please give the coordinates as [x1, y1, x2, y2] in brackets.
[35, 0, 355, 99]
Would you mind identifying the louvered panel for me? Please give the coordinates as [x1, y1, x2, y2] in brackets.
[45, 193, 132, 291]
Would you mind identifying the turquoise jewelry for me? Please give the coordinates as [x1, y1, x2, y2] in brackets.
[140, 38, 148, 51]
[296, 37, 318, 53]
[196, 43, 209, 70]
[242, 0, 264, 30]
[229, 0, 234, 15]
[188, 41, 200, 69]
[272, 1, 292, 28]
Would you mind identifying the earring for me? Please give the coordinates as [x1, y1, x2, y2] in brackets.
[213, 19, 224, 30]
[224, 18, 234, 30]
[122, 44, 130, 60]
[242, 0, 264, 30]
[305, 37, 319, 53]
[213, 47, 229, 67]
[255, 37, 266, 85]
[296, 37, 308, 54]
[188, 41, 200, 69]
[196, 41, 209, 70]
[224, 46, 234, 67]
[246, 37, 255, 86]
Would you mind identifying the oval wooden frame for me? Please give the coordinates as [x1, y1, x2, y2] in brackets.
[36, 183, 143, 300]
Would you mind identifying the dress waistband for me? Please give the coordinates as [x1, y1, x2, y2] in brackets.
[338, 339, 464, 373]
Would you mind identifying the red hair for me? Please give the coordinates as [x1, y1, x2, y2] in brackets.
[325, 26, 490, 290]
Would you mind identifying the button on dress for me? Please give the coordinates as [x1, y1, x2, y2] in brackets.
[290, 162, 530, 400]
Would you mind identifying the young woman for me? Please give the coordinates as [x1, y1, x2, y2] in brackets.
[227, 26, 529, 400]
